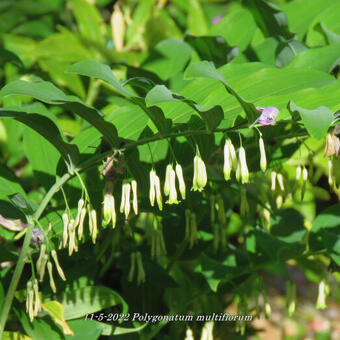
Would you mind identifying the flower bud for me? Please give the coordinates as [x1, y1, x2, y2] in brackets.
[111, 2, 125, 52]
[124, 183, 131, 220]
[164, 164, 172, 196]
[26, 281, 34, 321]
[74, 198, 84, 227]
[223, 139, 232, 180]
[36, 244, 46, 274]
[264, 300, 271, 319]
[120, 182, 126, 213]
[229, 142, 238, 170]
[120, 182, 131, 219]
[149, 169, 163, 210]
[259, 137, 267, 172]
[301, 167, 308, 200]
[185, 327, 194, 340]
[176, 163, 186, 200]
[154, 174, 163, 211]
[39, 254, 48, 282]
[271, 171, 277, 191]
[90, 210, 98, 243]
[261, 204, 271, 232]
[78, 208, 86, 240]
[102, 193, 114, 226]
[51, 250, 66, 281]
[62, 213, 69, 248]
[131, 180, 138, 215]
[286, 280, 296, 317]
[197, 157, 207, 188]
[277, 173, 285, 192]
[68, 219, 76, 255]
[47, 261, 56, 293]
[296, 166, 302, 181]
[328, 159, 335, 189]
[33, 279, 41, 316]
[316, 279, 330, 309]
[136, 251, 146, 285]
[276, 194, 283, 209]
[166, 167, 179, 204]
[192, 155, 207, 192]
[149, 170, 156, 207]
[237, 147, 249, 184]
[200, 321, 214, 340]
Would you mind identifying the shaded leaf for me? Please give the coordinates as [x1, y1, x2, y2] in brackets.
[286, 44, 340, 73]
[288, 101, 333, 140]
[185, 35, 238, 68]
[42, 301, 73, 336]
[0, 80, 118, 147]
[185, 61, 258, 123]
[0, 106, 79, 167]
[145, 84, 223, 130]
[243, 0, 295, 40]
[60, 286, 127, 320]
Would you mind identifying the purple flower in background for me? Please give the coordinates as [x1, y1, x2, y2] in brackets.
[256, 106, 279, 125]
[212, 15, 222, 25]
[30, 228, 44, 247]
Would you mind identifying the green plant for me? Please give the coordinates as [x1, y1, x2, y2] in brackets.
[1, 0, 340, 339]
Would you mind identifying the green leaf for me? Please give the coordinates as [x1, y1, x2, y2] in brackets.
[0, 165, 26, 199]
[70, 0, 105, 44]
[42, 301, 74, 336]
[125, 0, 157, 46]
[317, 23, 340, 45]
[270, 209, 306, 243]
[60, 286, 127, 320]
[98, 321, 148, 336]
[22, 103, 61, 188]
[184, 61, 258, 123]
[185, 35, 238, 68]
[68, 60, 172, 134]
[64, 319, 102, 340]
[67, 59, 134, 98]
[16, 308, 64, 340]
[243, 0, 295, 40]
[32, 30, 93, 63]
[142, 38, 192, 81]
[194, 253, 240, 292]
[282, 0, 334, 40]
[2, 331, 31, 340]
[288, 101, 333, 140]
[208, 3, 256, 52]
[0, 106, 79, 166]
[0, 48, 23, 68]
[145, 84, 223, 130]
[286, 44, 340, 73]
[306, 1, 340, 47]
[275, 40, 308, 68]
[8, 193, 32, 215]
[187, 0, 207, 36]
[311, 205, 340, 234]
[38, 60, 86, 99]
[0, 80, 118, 147]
